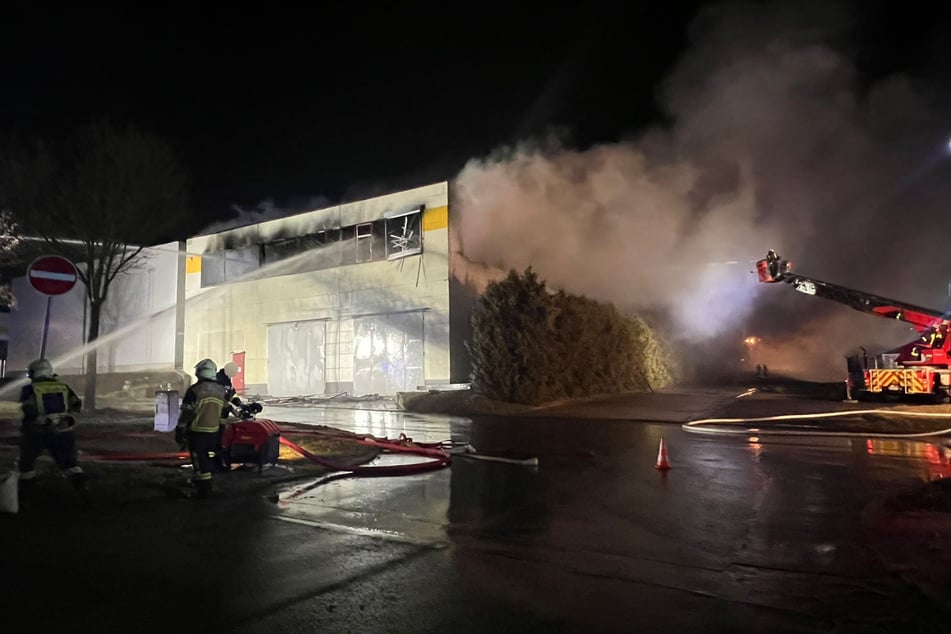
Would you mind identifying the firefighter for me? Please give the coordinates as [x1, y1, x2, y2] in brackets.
[17, 358, 85, 497]
[213, 361, 243, 471]
[216, 361, 243, 410]
[175, 358, 230, 499]
[921, 326, 946, 349]
[766, 249, 781, 278]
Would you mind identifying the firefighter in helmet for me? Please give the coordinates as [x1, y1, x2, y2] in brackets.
[213, 361, 244, 470]
[215, 361, 243, 411]
[921, 325, 947, 349]
[766, 250, 780, 278]
[17, 358, 85, 497]
[175, 358, 231, 498]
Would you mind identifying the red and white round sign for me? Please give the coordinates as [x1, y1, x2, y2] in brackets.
[28, 255, 78, 296]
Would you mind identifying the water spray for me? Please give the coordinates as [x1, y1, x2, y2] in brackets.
[2, 239, 354, 401]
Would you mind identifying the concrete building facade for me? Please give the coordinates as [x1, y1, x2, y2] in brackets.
[5, 181, 492, 397]
[184, 182, 452, 396]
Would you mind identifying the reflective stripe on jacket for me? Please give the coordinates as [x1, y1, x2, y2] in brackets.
[27, 380, 79, 431]
[179, 379, 228, 433]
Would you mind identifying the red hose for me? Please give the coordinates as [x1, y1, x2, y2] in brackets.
[276, 427, 453, 450]
[75, 422, 452, 476]
[278, 436, 451, 475]
[76, 421, 454, 475]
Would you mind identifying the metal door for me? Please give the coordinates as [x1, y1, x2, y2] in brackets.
[353, 311, 424, 395]
[266, 321, 326, 397]
[230, 351, 245, 394]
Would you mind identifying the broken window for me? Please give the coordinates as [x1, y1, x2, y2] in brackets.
[225, 246, 261, 281]
[204, 208, 425, 286]
[263, 229, 343, 273]
[264, 237, 301, 263]
[200, 246, 261, 287]
[200, 252, 225, 287]
[300, 229, 341, 269]
[385, 209, 422, 260]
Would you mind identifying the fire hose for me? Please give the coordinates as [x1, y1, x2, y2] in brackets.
[277, 432, 452, 475]
[683, 408, 951, 439]
[79, 424, 455, 476]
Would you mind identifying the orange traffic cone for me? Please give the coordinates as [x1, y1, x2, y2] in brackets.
[655, 438, 671, 471]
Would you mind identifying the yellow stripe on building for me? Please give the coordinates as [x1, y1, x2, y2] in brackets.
[186, 255, 202, 274]
[423, 206, 448, 231]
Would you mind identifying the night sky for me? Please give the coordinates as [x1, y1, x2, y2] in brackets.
[2, 2, 949, 236]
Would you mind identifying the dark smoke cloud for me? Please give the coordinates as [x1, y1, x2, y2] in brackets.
[453, 1, 951, 379]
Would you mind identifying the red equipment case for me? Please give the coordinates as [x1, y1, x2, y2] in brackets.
[221, 419, 281, 472]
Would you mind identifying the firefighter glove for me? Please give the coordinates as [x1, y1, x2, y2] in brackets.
[174, 426, 187, 450]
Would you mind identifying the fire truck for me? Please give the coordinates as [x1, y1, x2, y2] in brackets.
[756, 250, 951, 400]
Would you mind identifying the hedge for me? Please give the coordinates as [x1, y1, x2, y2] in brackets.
[467, 268, 680, 405]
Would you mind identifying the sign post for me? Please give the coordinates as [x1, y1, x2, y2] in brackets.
[27, 255, 79, 359]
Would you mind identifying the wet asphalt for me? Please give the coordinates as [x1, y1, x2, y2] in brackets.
[3, 387, 950, 633]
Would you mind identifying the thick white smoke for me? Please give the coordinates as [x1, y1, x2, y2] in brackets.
[199, 195, 332, 235]
[454, 142, 770, 338]
[453, 2, 951, 378]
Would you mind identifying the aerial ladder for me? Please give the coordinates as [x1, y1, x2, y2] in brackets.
[756, 250, 951, 400]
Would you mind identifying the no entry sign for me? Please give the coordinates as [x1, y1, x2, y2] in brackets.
[28, 255, 78, 296]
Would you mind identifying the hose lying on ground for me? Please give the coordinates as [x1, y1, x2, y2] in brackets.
[683, 408, 951, 439]
[277, 434, 451, 476]
[78, 423, 455, 476]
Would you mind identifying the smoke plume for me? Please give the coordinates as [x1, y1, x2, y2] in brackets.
[199, 195, 332, 236]
[454, 1, 951, 379]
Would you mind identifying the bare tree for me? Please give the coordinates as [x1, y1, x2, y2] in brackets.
[0, 120, 189, 409]
[0, 210, 22, 308]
